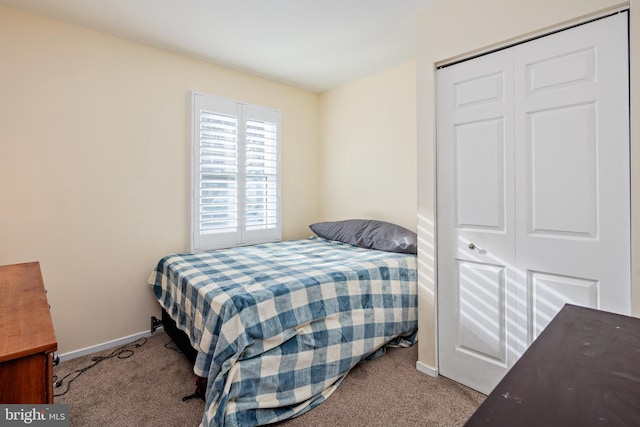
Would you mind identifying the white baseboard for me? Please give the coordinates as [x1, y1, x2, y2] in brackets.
[57, 327, 165, 362]
[416, 360, 439, 377]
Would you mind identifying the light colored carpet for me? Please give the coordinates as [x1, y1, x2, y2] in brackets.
[54, 332, 484, 426]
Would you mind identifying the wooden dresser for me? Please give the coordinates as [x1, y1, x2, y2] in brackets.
[0, 261, 57, 403]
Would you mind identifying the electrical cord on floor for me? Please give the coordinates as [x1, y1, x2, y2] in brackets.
[53, 337, 148, 397]
[164, 339, 182, 354]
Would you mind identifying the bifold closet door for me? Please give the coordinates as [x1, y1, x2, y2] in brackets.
[436, 12, 630, 394]
[436, 48, 519, 394]
[513, 14, 630, 342]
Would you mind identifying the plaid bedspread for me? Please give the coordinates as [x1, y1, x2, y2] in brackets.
[148, 237, 417, 427]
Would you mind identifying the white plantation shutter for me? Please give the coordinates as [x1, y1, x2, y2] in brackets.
[199, 111, 238, 234]
[191, 93, 281, 251]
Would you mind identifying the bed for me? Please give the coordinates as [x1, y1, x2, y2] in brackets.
[148, 220, 418, 427]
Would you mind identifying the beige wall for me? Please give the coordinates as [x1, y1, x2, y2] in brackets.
[318, 62, 417, 232]
[0, 6, 321, 354]
[416, 0, 637, 371]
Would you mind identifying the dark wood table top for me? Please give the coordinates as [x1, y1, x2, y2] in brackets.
[465, 304, 640, 426]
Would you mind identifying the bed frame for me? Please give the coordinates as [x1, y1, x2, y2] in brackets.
[161, 308, 198, 365]
[162, 308, 208, 401]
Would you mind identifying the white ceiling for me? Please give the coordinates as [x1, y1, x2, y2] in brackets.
[0, 0, 438, 93]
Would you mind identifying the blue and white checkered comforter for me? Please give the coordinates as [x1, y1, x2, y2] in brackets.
[148, 237, 417, 427]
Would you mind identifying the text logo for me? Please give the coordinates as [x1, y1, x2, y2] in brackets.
[1, 405, 69, 426]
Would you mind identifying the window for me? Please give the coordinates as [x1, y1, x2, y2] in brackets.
[191, 92, 281, 251]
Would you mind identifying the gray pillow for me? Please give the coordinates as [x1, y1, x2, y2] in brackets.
[310, 219, 417, 254]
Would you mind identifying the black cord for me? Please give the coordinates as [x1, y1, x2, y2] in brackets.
[53, 337, 147, 397]
[163, 339, 182, 354]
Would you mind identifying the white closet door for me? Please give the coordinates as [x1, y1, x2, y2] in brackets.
[514, 14, 631, 342]
[436, 49, 519, 394]
[436, 12, 630, 394]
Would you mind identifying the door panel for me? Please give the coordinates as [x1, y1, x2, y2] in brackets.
[528, 271, 598, 340]
[527, 102, 597, 238]
[525, 47, 596, 94]
[456, 118, 505, 230]
[455, 71, 504, 108]
[437, 48, 517, 394]
[437, 12, 629, 394]
[457, 260, 507, 365]
[514, 13, 630, 318]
